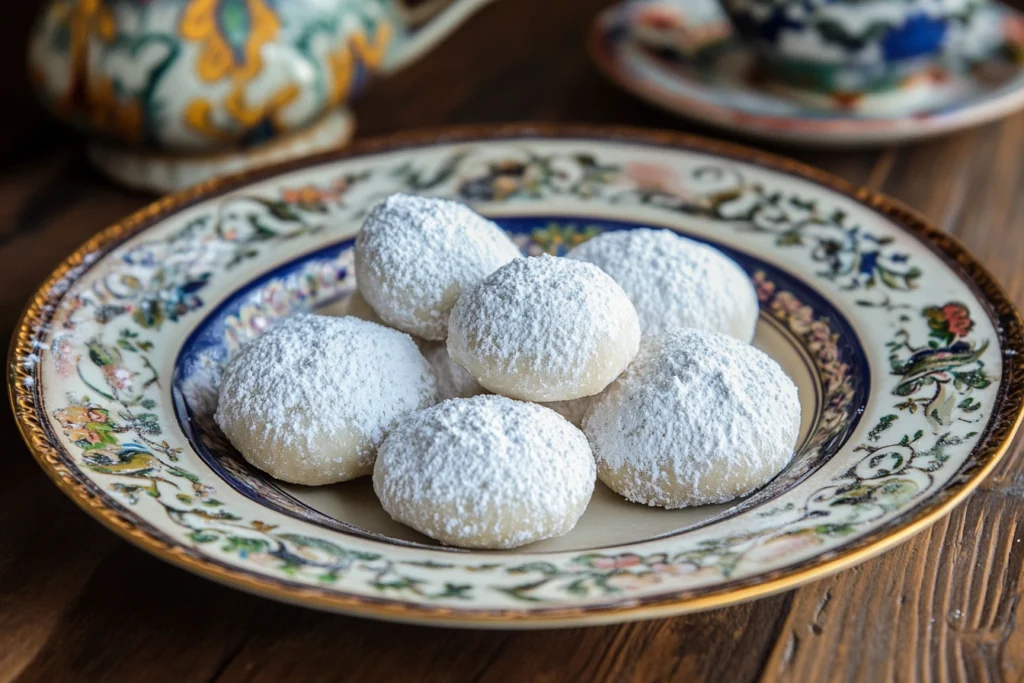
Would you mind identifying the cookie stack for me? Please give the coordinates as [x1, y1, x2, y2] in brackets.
[215, 193, 801, 549]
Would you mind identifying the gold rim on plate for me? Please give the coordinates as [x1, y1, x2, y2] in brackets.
[10, 123, 1024, 627]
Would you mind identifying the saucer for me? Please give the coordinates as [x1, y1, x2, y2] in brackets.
[590, 0, 1024, 146]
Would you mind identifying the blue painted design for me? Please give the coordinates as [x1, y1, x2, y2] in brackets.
[882, 13, 949, 62]
[747, 7, 804, 44]
[601, 1, 1024, 126]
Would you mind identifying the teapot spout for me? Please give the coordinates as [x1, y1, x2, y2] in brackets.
[381, 0, 498, 74]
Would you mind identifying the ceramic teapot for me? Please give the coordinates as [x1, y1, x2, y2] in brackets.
[28, 0, 493, 191]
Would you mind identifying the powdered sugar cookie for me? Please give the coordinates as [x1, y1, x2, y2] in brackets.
[584, 328, 800, 508]
[215, 314, 438, 485]
[373, 395, 596, 549]
[568, 228, 758, 342]
[447, 255, 641, 402]
[354, 193, 521, 340]
[335, 290, 484, 400]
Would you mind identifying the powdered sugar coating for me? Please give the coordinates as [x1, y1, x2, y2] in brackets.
[584, 328, 800, 508]
[355, 193, 522, 340]
[341, 291, 485, 400]
[447, 255, 641, 402]
[373, 395, 596, 549]
[215, 314, 438, 485]
[420, 342, 486, 401]
[568, 228, 759, 342]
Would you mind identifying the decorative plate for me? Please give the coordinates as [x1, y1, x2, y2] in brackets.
[590, 0, 1024, 147]
[10, 125, 1024, 628]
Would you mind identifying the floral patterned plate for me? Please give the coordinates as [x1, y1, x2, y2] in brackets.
[590, 0, 1024, 147]
[11, 125, 1024, 628]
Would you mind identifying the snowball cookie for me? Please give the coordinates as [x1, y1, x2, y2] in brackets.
[354, 193, 522, 340]
[448, 255, 641, 402]
[568, 228, 759, 342]
[584, 328, 800, 508]
[373, 395, 596, 549]
[215, 314, 438, 485]
[420, 342, 486, 401]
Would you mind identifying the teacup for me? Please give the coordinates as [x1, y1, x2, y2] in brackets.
[720, 0, 990, 93]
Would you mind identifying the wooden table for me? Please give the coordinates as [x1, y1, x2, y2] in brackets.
[3, 1, 1024, 681]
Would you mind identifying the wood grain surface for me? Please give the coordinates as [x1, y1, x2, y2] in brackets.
[2, 1, 1024, 681]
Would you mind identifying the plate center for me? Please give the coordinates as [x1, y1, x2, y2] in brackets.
[172, 216, 869, 553]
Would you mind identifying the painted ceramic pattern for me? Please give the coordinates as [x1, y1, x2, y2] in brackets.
[721, 0, 989, 92]
[592, 1, 1024, 145]
[27, 0, 488, 152]
[12, 131, 1021, 624]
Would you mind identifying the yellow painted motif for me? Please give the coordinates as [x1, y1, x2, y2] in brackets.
[88, 75, 144, 142]
[41, 1, 143, 140]
[180, 0, 281, 83]
[179, 0, 393, 145]
[50, 0, 117, 111]
[328, 22, 393, 106]
[179, 0, 311, 143]
[227, 81, 302, 131]
[183, 100, 237, 142]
